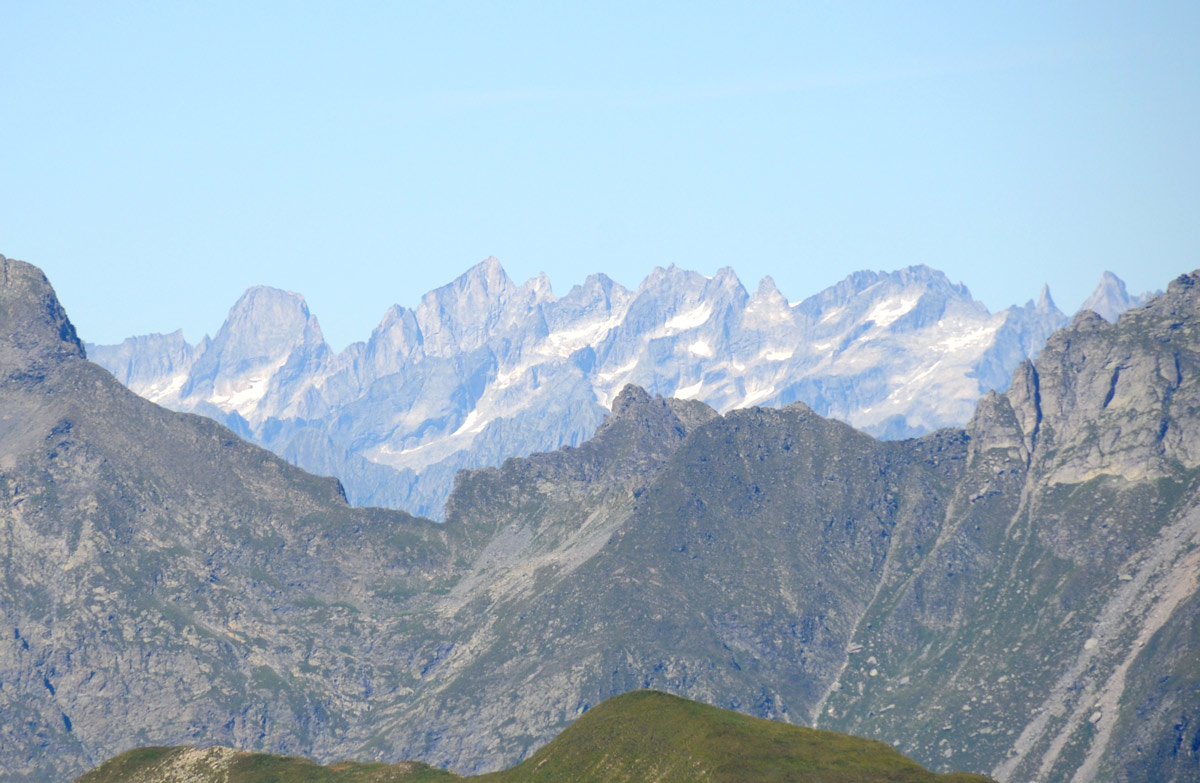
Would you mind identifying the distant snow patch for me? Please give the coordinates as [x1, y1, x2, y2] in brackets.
[688, 340, 713, 357]
[543, 314, 622, 356]
[141, 372, 188, 403]
[939, 325, 998, 351]
[208, 354, 290, 416]
[741, 384, 776, 407]
[866, 296, 919, 328]
[664, 304, 713, 332]
[597, 359, 637, 382]
[452, 409, 490, 437]
[674, 379, 703, 399]
[818, 306, 844, 324]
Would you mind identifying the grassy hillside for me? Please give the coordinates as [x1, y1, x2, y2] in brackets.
[75, 746, 458, 783]
[79, 691, 992, 783]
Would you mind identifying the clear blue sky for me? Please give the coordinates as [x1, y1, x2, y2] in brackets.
[3, 2, 1197, 350]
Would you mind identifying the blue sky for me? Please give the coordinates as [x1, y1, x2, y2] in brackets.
[2, 2, 1197, 350]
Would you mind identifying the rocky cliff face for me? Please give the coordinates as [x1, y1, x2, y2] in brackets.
[4, 256, 1194, 783]
[89, 260, 1081, 518]
[819, 273, 1200, 782]
[0, 256, 456, 783]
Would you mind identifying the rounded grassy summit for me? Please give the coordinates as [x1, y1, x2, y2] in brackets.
[79, 690, 993, 783]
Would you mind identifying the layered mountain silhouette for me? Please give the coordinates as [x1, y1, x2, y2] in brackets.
[91, 260, 1090, 518]
[3, 255, 1197, 783]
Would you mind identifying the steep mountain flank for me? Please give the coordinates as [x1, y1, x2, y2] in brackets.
[380, 273, 1200, 782]
[0, 257, 455, 782]
[819, 273, 1200, 782]
[5, 255, 1197, 783]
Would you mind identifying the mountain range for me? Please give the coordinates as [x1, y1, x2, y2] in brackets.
[89, 261, 1154, 519]
[3, 254, 1195, 783]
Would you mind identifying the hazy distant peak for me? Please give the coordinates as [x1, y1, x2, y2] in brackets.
[572, 272, 627, 300]
[1078, 270, 1155, 323]
[1036, 283, 1056, 313]
[476, 255, 510, 285]
[525, 271, 554, 300]
[639, 263, 710, 292]
[897, 264, 971, 298]
[750, 275, 788, 308]
[232, 284, 310, 313]
[442, 255, 513, 300]
[710, 265, 742, 287]
[220, 285, 320, 347]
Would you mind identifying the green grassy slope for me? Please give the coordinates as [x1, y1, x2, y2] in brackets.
[79, 691, 992, 783]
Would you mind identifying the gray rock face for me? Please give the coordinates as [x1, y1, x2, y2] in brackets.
[8, 255, 1199, 783]
[0, 256, 456, 783]
[89, 260, 1071, 518]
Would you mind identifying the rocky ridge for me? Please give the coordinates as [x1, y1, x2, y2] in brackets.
[4, 255, 1195, 782]
[90, 260, 1097, 518]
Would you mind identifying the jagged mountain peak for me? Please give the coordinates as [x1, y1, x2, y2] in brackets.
[795, 265, 969, 323]
[603, 383, 718, 438]
[609, 383, 655, 416]
[1079, 270, 1133, 323]
[709, 265, 743, 288]
[174, 284, 329, 417]
[219, 285, 322, 346]
[1035, 283, 1056, 313]
[747, 275, 791, 315]
[753, 274, 781, 298]
[0, 254, 86, 369]
[894, 265, 973, 301]
[561, 272, 628, 307]
[703, 266, 750, 306]
[1078, 270, 1161, 323]
[638, 263, 711, 292]
[455, 255, 513, 295]
[521, 270, 555, 303]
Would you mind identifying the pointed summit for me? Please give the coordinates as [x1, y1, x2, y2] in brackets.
[610, 383, 653, 416]
[180, 285, 327, 412]
[754, 275, 781, 298]
[1080, 271, 1135, 323]
[455, 255, 512, 295]
[1036, 283, 1056, 314]
[416, 257, 520, 356]
[746, 275, 792, 320]
[220, 286, 322, 352]
[0, 255, 86, 371]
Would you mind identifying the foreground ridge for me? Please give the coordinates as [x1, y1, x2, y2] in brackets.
[77, 691, 993, 783]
